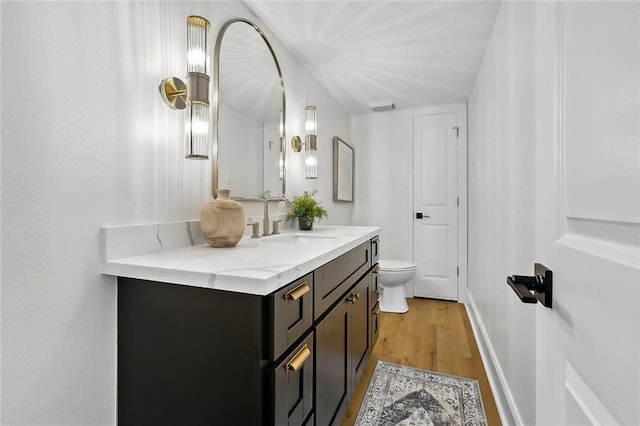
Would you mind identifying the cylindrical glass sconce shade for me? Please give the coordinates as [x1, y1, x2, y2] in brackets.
[304, 106, 317, 136]
[279, 109, 285, 138]
[185, 102, 210, 159]
[305, 148, 317, 179]
[304, 106, 317, 179]
[186, 16, 210, 74]
[279, 109, 284, 179]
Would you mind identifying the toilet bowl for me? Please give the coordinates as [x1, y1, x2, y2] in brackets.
[378, 259, 416, 313]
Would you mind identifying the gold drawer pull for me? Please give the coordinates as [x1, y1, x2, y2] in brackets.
[285, 281, 310, 301]
[347, 292, 360, 304]
[285, 345, 310, 372]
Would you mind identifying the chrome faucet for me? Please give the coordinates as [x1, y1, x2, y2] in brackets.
[262, 197, 291, 236]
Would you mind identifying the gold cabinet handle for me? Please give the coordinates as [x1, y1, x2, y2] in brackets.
[285, 344, 310, 372]
[347, 292, 360, 304]
[285, 281, 310, 301]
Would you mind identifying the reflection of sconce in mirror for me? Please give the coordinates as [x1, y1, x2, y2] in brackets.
[279, 109, 284, 180]
[159, 16, 211, 159]
[291, 106, 318, 179]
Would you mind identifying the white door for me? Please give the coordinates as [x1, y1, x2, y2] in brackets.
[412, 105, 466, 301]
[263, 122, 281, 197]
[534, 3, 639, 424]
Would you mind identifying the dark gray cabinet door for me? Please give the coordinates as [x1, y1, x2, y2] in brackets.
[348, 274, 371, 394]
[315, 271, 372, 426]
[315, 297, 349, 426]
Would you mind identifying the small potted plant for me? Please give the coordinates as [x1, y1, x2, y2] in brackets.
[287, 191, 328, 230]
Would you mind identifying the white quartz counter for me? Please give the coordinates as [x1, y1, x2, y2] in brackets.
[101, 223, 380, 295]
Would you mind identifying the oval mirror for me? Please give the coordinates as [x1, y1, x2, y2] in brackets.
[213, 19, 286, 199]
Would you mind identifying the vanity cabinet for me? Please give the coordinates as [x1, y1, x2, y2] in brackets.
[117, 237, 378, 426]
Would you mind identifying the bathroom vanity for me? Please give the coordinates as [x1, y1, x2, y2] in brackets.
[102, 224, 380, 425]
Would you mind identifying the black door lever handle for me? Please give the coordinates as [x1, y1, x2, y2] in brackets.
[416, 212, 430, 219]
[506, 264, 553, 308]
[507, 276, 538, 303]
[511, 274, 544, 289]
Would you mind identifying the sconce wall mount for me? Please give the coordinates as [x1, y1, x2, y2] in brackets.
[291, 135, 303, 152]
[159, 77, 187, 110]
[290, 135, 317, 153]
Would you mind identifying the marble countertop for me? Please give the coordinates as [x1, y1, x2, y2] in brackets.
[101, 223, 380, 295]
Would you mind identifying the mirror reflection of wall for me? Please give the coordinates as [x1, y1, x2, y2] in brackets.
[216, 20, 284, 199]
[217, 104, 264, 195]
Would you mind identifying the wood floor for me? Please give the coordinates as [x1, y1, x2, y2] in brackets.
[342, 298, 501, 425]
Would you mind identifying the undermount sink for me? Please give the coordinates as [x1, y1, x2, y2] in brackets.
[264, 233, 337, 244]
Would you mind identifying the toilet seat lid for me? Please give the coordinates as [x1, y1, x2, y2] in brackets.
[378, 259, 416, 271]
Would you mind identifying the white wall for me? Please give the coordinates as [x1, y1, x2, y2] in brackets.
[351, 111, 413, 262]
[284, 74, 354, 226]
[467, 2, 537, 424]
[0, 2, 350, 423]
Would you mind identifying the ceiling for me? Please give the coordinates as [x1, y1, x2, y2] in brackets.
[245, 1, 502, 114]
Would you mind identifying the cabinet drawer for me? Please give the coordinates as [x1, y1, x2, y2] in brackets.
[370, 265, 379, 312]
[271, 333, 314, 426]
[270, 274, 313, 361]
[370, 236, 380, 265]
[314, 242, 370, 319]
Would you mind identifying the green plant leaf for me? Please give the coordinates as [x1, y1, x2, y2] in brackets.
[286, 191, 328, 222]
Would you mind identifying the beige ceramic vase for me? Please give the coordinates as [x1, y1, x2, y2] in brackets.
[200, 189, 246, 248]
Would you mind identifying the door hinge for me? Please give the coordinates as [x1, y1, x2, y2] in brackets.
[457, 266, 459, 276]
[452, 126, 459, 138]
[457, 197, 460, 207]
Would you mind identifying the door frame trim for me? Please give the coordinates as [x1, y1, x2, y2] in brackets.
[406, 103, 468, 302]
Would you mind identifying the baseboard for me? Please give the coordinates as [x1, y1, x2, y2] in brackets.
[465, 291, 523, 425]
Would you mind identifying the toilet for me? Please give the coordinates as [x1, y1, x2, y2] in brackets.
[377, 259, 416, 313]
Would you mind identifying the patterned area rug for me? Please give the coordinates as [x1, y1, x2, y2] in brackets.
[355, 361, 488, 426]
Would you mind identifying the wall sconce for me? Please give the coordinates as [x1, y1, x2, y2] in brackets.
[159, 16, 211, 159]
[291, 106, 318, 179]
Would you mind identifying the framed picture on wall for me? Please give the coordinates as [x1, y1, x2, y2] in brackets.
[333, 136, 354, 202]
